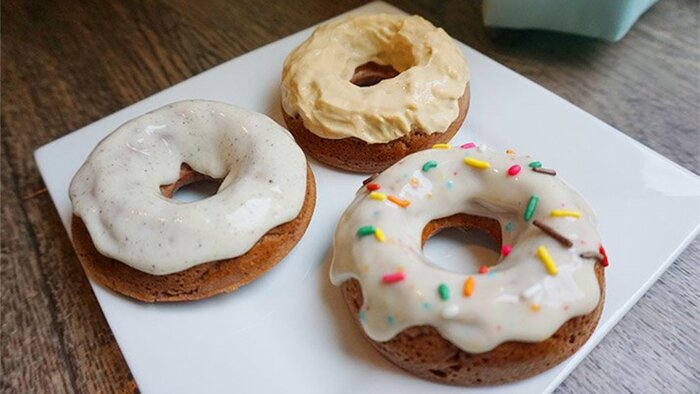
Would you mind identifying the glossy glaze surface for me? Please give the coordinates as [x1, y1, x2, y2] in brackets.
[281, 13, 469, 143]
[331, 146, 603, 352]
[69, 100, 307, 275]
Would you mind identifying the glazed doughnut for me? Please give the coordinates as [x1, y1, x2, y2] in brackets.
[69, 100, 315, 302]
[331, 144, 607, 385]
[281, 14, 470, 173]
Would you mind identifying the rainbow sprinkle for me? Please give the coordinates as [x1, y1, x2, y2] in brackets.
[524, 195, 539, 221]
[507, 164, 521, 176]
[460, 142, 476, 149]
[422, 160, 438, 172]
[580, 251, 604, 261]
[441, 304, 459, 318]
[479, 265, 489, 274]
[366, 183, 380, 191]
[505, 221, 515, 233]
[357, 225, 385, 242]
[432, 143, 451, 149]
[382, 272, 406, 284]
[530, 304, 541, 312]
[369, 191, 387, 201]
[533, 219, 573, 248]
[410, 177, 419, 187]
[521, 283, 542, 300]
[532, 167, 557, 176]
[385, 315, 395, 325]
[528, 161, 542, 168]
[463, 276, 475, 297]
[356, 225, 375, 237]
[550, 210, 581, 218]
[599, 245, 609, 267]
[374, 228, 386, 242]
[362, 173, 378, 185]
[501, 244, 513, 256]
[537, 246, 558, 275]
[446, 180, 454, 189]
[464, 157, 491, 169]
[387, 195, 411, 208]
[506, 149, 516, 155]
[438, 283, 450, 300]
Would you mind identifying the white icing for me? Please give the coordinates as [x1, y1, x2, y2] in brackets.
[70, 100, 308, 275]
[330, 146, 603, 353]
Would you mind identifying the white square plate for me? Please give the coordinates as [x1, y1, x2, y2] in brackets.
[34, 2, 700, 393]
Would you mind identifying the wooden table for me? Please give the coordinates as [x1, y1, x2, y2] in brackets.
[2, 0, 698, 392]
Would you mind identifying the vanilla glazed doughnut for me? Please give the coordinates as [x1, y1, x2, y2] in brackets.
[281, 14, 470, 173]
[69, 100, 316, 302]
[330, 143, 608, 385]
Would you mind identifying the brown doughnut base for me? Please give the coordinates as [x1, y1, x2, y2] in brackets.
[282, 84, 470, 173]
[339, 213, 605, 385]
[71, 164, 316, 302]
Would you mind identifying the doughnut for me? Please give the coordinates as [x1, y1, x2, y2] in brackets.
[330, 143, 607, 385]
[281, 14, 470, 173]
[69, 100, 316, 302]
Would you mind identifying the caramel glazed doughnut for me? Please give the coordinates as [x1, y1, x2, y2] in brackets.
[281, 14, 470, 173]
[69, 100, 316, 302]
[331, 144, 609, 385]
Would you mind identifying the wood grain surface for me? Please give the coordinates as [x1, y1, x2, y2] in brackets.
[1, 0, 698, 393]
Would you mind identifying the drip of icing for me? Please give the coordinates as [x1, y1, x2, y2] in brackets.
[330, 147, 602, 353]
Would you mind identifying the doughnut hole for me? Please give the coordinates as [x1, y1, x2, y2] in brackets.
[421, 214, 502, 275]
[349, 33, 415, 87]
[160, 163, 223, 203]
[350, 62, 400, 87]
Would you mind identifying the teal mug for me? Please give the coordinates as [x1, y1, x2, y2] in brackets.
[482, 0, 658, 41]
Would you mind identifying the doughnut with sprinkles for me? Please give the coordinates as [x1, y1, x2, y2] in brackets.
[331, 143, 607, 385]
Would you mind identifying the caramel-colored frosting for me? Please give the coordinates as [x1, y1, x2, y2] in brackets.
[331, 145, 604, 353]
[281, 14, 469, 144]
